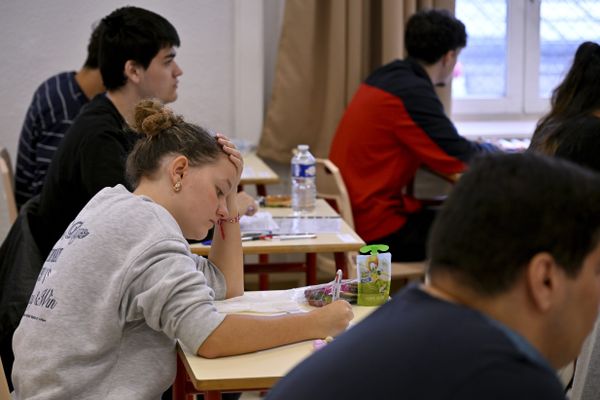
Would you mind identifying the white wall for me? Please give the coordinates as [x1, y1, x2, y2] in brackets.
[0, 0, 278, 166]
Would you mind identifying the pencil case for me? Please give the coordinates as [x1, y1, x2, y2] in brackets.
[304, 279, 358, 307]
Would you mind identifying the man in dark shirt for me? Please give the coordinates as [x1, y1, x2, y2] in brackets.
[34, 6, 183, 258]
[267, 153, 600, 400]
[330, 9, 497, 261]
[14, 22, 105, 208]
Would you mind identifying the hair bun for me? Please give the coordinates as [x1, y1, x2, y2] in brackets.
[133, 98, 180, 138]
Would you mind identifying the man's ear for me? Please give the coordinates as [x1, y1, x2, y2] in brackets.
[169, 155, 189, 184]
[124, 60, 142, 84]
[441, 50, 457, 67]
[525, 252, 563, 312]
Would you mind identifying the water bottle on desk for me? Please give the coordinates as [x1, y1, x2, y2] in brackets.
[291, 144, 316, 213]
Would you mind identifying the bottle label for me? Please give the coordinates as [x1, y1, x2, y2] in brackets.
[292, 163, 316, 178]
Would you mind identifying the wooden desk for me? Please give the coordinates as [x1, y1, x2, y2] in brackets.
[173, 302, 376, 400]
[190, 200, 365, 285]
[241, 153, 280, 196]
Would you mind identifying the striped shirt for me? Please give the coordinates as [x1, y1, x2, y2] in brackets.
[15, 71, 89, 208]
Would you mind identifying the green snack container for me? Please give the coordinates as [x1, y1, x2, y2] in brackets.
[356, 244, 391, 306]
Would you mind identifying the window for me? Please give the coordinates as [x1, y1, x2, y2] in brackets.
[452, 0, 600, 117]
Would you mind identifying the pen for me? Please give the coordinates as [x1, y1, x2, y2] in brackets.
[273, 233, 317, 240]
[331, 269, 342, 302]
[273, 216, 341, 219]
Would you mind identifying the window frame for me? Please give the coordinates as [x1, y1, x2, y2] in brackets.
[453, 0, 550, 117]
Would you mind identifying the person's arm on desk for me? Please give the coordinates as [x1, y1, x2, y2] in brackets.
[236, 190, 259, 216]
[208, 136, 244, 299]
[197, 300, 353, 358]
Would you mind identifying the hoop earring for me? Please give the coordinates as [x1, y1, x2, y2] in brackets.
[173, 181, 182, 192]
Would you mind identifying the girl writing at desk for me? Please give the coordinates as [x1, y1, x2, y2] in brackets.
[11, 99, 353, 399]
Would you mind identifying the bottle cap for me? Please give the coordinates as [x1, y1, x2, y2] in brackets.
[298, 144, 309, 151]
[359, 244, 389, 256]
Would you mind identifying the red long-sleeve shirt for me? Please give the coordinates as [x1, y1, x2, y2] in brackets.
[330, 58, 497, 242]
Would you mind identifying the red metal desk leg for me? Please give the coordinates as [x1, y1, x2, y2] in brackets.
[256, 184, 267, 197]
[334, 252, 349, 278]
[306, 253, 317, 285]
[258, 254, 270, 290]
[174, 354, 196, 400]
[204, 391, 222, 400]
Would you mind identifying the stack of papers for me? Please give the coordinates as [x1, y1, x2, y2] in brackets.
[239, 212, 341, 234]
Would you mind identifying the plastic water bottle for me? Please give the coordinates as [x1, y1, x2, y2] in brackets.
[291, 144, 316, 213]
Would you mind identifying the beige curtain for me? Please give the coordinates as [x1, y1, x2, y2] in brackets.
[258, 0, 456, 164]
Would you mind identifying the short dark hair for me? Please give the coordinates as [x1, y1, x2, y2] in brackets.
[99, 6, 180, 90]
[126, 99, 221, 188]
[82, 21, 104, 69]
[405, 9, 467, 64]
[428, 153, 600, 296]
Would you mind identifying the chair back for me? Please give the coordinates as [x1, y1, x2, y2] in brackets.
[0, 357, 10, 400]
[314, 159, 429, 284]
[315, 159, 358, 276]
[315, 159, 355, 228]
[0, 148, 13, 192]
[0, 150, 17, 236]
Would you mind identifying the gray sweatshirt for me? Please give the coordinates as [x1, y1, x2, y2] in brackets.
[12, 185, 227, 399]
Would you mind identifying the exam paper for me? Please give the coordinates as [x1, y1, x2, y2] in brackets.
[273, 216, 341, 234]
[240, 212, 280, 232]
[214, 289, 309, 314]
[239, 212, 342, 234]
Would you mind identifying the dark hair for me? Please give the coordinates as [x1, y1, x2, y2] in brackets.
[554, 115, 600, 173]
[530, 41, 600, 154]
[83, 21, 104, 69]
[98, 6, 180, 90]
[428, 153, 600, 296]
[405, 9, 467, 64]
[126, 99, 221, 188]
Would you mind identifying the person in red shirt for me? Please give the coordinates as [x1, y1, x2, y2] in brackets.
[330, 9, 497, 261]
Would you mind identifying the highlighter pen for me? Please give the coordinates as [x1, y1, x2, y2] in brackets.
[241, 234, 273, 241]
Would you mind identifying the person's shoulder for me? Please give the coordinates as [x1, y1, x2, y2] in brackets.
[31, 71, 76, 95]
[88, 186, 181, 236]
[69, 95, 124, 137]
[451, 358, 564, 400]
[26, 71, 77, 112]
[365, 59, 435, 99]
[78, 94, 117, 117]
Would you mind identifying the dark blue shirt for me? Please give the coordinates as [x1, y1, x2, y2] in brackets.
[15, 71, 89, 208]
[266, 285, 565, 400]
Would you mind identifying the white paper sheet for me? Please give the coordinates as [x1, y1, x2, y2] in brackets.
[273, 216, 341, 233]
[240, 212, 280, 232]
[240, 213, 342, 234]
[214, 289, 308, 314]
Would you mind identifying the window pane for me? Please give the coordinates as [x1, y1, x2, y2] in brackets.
[453, 0, 507, 99]
[539, 0, 600, 97]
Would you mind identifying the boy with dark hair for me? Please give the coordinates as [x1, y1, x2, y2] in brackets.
[405, 8, 467, 64]
[267, 153, 600, 399]
[329, 9, 497, 262]
[35, 6, 182, 259]
[14, 21, 106, 208]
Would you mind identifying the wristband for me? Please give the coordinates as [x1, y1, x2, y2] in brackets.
[220, 215, 240, 224]
[217, 214, 240, 239]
